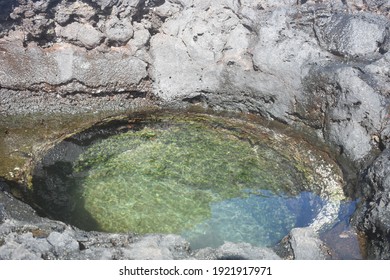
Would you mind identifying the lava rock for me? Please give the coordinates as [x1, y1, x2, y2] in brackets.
[288, 227, 329, 260]
[91, 0, 141, 11]
[194, 242, 281, 260]
[47, 230, 80, 255]
[302, 63, 387, 162]
[104, 16, 134, 44]
[314, 13, 390, 57]
[0, 41, 148, 93]
[54, 1, 97, 26]
[358, 149, 390, 259]
[0, 0, 390, 260]
[56, 22, 104, 49]
[121, 235, 190, 260]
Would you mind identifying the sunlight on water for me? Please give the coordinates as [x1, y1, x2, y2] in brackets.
[64, 120, 324, 247]
[32, 114, 351, 249]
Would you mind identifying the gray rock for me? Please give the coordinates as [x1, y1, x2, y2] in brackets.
[122, 235, 190, 260]
[0, 41, 148, 93]
[91, 0, 141, 11]
[130, 23, 151, 49]
[0, 0, 390, 260]
[47, 230, 79, 254]
[289, 227, 328, 260]
[358, 149, 390, 259]
[55, 2, 97, 25]
[194, 242, 281, 260]
[301, 62, 388, 162]
[0, 241, 42, 260]
[56, 22, 104, 49]
[0, 204, 5, 224]
[315, 13, 390, 57]
[104, 16, 134, 44]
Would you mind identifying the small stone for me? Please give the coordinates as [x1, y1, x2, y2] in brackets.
[56, 22, 104, 49]
[47, 231, 79, 253]
[105, 16, 134, 44]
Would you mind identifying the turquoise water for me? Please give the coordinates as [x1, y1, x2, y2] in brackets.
[32, 114, 349, 249]
[181, 190, 325, 249]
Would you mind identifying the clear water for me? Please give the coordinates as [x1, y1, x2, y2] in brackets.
[32, 115, 348, 249]
[181, 190, 326, 249]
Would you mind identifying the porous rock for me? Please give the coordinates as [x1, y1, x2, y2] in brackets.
[0, 0, 390, 260]
[56, 22, 104, 49]
[194, 242, 281, 260]
[358, 149, 390, 259]
[104, 16, 134, 44]
[288, 227, 328, 260]
[314, 13, 390, 57]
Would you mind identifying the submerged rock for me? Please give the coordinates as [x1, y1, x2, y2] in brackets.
[0, 185, 279, 260]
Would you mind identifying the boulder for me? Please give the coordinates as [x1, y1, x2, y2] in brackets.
[314, 13, 390, 57]
[289, 227, 328, 260]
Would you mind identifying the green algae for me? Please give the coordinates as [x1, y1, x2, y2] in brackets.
[29, 112, 349, 249]
[72, 120, 305, 234]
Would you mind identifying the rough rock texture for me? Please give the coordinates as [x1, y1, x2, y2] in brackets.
[0, 0, 390, 259]
[194, 242, 281, 260]
[288, 227, 329, 260]
[357, 148, 390, 259]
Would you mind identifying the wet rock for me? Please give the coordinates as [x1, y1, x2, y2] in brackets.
[302, 63, 388, 162]
[0, 187, 43, 224]
[358, 149, 390, 259]
[289, 227, 329, 260]
[0, 0, 20, 36]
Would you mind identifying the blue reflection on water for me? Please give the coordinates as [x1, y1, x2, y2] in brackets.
[182, 190, 330, 249]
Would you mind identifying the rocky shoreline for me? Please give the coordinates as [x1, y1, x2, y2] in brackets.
[0, 0, 389, 259]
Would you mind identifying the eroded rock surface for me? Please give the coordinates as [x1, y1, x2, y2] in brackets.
[0, 0, 390, 259]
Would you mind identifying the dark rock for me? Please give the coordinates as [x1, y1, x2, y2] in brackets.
[357, 149, 390, 259]
[314, 13, 390, 58]
[302, 63, 387, 163]
[0, 204, 5, 224]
